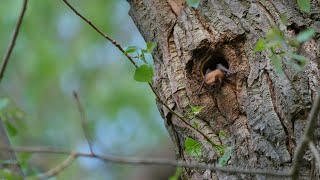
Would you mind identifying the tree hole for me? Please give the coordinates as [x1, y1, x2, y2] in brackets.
[201, 51, 229, 76]
[287, 24, 305, 34]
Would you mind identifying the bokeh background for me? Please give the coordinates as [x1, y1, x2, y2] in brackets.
[0, 0, 175, 179]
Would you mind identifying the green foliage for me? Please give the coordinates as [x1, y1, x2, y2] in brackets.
[0, 169, 23, 180]
[18, 152, 31, 170]
[186, 0, 200, 8]
[0, 98, 21, 137]
[296, 28, 316, 43]
[254, 39, 266, 52]
[254, 26, 315, 75]
[186, 105, 204, 119]
[185, 105, 228, 157]
[185, 137, 202, 157]
[211, 144, 228, 157]
[0, 98, 9, 110]
[124, 46, 140, 54]
[134, 64, 154, 83]
[218, 146, 232, 167]
[125, 41, 156, 55]
[125, 42, 157, 82]
[291, 53, 307, 67]
[297, 0, 311, 12]
[4, 120, 18, 137]
[146, 42, 157, 53]
[218, 130, 226, 138]
[190, 105, 204, 115]
[169, 168, 182, 180]
[193, 121, 199, 129]
[270, 54, 284, 75]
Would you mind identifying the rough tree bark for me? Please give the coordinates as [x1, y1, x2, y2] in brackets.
[127, 0, 320, 179]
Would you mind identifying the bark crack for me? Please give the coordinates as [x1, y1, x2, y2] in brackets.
[266, 71, 294, 157]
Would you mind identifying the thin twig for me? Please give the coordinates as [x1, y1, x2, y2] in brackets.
[61, 0, 137, 68]
[3, 146, 291, 177]
[0, 0, 28, 82]
[291, 93, 320, 179]
[73, 91, 94, 154]
[309, 141, 320, 175]
[29, 152, 77, 180]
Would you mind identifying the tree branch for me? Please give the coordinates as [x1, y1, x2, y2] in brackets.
[309, 141, 320, 176]
[61, 0, 137, 68]
[291, 92, 320, 179]
[2, 146, 291, 177]
[29, 152, 77, 180]
[0, 0, 28, 82]
[73, 91, 94, 154]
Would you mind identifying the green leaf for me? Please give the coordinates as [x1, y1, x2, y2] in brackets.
[190, 105, 204, 115]
[218, 147, 232, 167]
[146, 42, 157, 53]
[266, 28, 284, 42]
[219, 130, 226, 138]
[186, 0, 200, 8]
[211, 144, 227, 156]
[296, 28, 315, 43]
[134, 64, 154, 83]
[297, 0, 311, 13]
[0, 169, 23, 180]
[290, 53, 308, 71]
[140, 52, 147, 63]
[185, 137, 202, 157]
[169, 168, 182, 180]
[291, 53, 307, 67]
[270, 54, 284, 75]
[254, 39, 267, 52]
[124, 46, 140, 54]
[4, 120, 18, 137]
[0, 98, 9, 111]
[287, 39, 300, 48]
[193, 121, 199, 129]
[18, 152, 31, 169]
[150, 65, 154, 77]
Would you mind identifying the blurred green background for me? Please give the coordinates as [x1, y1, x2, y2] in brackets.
[0, 0, 174, 179]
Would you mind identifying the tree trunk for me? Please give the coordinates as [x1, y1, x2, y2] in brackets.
[127, 0, 320, 179]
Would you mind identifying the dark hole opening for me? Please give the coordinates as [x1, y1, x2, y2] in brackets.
[287, 24, 305, 34]
[202, 52, 229, 76]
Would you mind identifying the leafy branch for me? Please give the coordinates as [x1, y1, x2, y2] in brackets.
[1, 145, 292, 179]
[124, 42, 156, 83]
[254, 27, 315, 75]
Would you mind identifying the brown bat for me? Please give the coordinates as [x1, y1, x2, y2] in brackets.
[197, 64, 231, 95]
